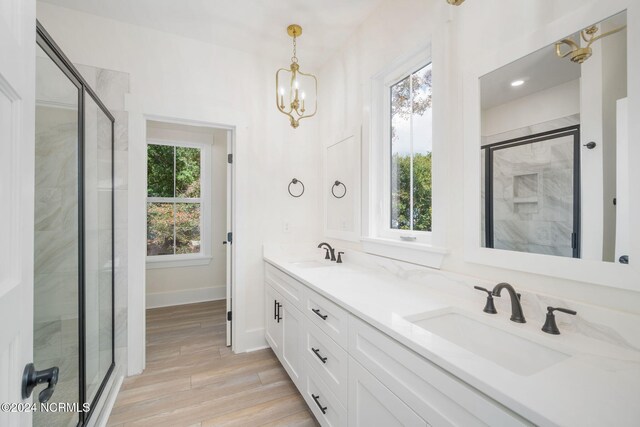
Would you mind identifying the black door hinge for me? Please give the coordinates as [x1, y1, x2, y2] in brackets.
[227, 311, 232, 321]
[571, 232, 577, 249]
[228, 153, 233, 164]
[227, 232, 232, 244]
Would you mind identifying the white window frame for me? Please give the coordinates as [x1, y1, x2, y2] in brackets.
[381, 59, 434, 243]
[364, 44, 447, 268]
[146, 138, 212, 269]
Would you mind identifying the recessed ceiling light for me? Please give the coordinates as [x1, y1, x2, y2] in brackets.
[511, 79, 525, 87]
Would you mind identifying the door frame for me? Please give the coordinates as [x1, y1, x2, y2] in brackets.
[35, 21, 116, 426]
[134, 113, 237, 372]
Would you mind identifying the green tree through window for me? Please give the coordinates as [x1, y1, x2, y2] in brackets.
[147, 144, 202, 256]
[390, 63, 432, 232]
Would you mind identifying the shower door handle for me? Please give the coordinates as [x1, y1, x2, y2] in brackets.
[22, 363, 59, 403]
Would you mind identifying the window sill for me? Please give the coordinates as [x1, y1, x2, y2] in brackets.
[360, 237, 447, 269]
[146, 255, 212, 269]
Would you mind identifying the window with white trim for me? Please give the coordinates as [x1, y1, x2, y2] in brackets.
[389, 62, 433, 232]
[146, 141, 209, 259]
[374, 57, 434, 244]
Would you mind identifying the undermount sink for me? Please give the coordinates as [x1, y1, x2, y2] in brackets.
[291, 260, 336, 269]
[407, 310, 570, 376]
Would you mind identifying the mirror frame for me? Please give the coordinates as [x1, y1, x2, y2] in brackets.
[463, 0, 640, 291]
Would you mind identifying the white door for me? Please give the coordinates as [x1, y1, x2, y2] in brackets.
[0, 1, 37, 426]
[225, 131, 233, 346]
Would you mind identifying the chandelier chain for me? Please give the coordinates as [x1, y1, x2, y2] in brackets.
[291, 35, 298, 63]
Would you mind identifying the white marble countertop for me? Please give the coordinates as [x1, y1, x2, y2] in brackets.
[263, 251, 640, 427]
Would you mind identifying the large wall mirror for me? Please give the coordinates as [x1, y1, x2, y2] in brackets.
[479, 10, 629, 266]
[324, 129, 361, 241]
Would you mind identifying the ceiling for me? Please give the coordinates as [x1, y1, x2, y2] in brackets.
[480, 43, 581, 110]
[39, 0, 385, 68]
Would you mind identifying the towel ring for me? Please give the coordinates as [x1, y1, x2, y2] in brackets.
[288, 178, 305, 198]
[331, 180, 347, 199]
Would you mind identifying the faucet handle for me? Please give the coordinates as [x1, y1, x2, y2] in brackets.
[542, 306, 577, 335]
[336, 252, 344, 263]
[474, 286, 497, 314]
[549, 306, 577, 316]
[322, 248, 330, 260]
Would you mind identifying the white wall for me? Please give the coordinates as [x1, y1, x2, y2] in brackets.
[481, 79, 580, 137]
[318, 0, 640, 314]
[145, 122, 228, 308]
[37, 1, 323, 359]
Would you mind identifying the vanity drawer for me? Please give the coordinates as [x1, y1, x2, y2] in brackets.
[303, 360, 347, 427]
[304, 317, 349, 402]
[265, 262, 304, 309]
[304, 287, 349, 349]
[348, 316, 530, 427]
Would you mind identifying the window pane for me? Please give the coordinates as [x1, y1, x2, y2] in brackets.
[391, 76, 411, 230]
[147, 203, 174, 255]
[411, 64, 433, 231]
[175, 203, 201, 254]
[176, 147, 201, 198]
[147, 145, 174, 197]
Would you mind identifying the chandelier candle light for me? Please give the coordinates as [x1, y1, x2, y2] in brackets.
[276, 24, 317, 128]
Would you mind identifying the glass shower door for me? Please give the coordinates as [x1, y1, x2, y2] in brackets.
[83, 93, 114, 404]
[35, 23, 115, 426]
[34, 43, 81, 427]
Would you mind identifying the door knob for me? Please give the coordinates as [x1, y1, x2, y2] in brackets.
[22, 363, 59, 403]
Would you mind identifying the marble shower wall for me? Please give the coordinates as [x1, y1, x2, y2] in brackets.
[491, 135, 575, 257]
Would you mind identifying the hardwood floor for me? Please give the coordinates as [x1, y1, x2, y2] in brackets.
[107, 300, 318, 426]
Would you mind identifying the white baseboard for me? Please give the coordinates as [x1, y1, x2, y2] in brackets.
[146, 286, 226, 309]
[236, 327, 268, 353]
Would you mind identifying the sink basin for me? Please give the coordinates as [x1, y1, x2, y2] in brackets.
[291, 260, 335, 269]
[407, 311, 570, 376]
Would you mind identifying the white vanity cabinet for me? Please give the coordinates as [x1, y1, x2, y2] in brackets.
[264, 262, 530, 427]
[348, 357, 428, 427]
[264, 280, 304, 387]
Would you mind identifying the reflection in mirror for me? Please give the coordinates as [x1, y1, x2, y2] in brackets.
[326, 134, 359, 237]
[479, 11, 628, 265]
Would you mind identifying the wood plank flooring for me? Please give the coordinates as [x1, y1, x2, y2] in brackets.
[107, 300, 318, 427]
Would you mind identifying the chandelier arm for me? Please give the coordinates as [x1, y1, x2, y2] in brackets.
[555, 39, 578, 58]
[588, 25, 626, 47]
[581, 29, 591, 44]
[293, 71, 318, 117]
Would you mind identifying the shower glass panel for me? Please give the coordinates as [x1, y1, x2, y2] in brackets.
[483, 128, 580, 258]
[83, 94, 114, 404]
[35, 22, 115, 426]
[34, 43, 81, 427]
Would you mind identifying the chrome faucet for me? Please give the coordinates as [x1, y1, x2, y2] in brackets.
[317, 242, 336, 261]
[492, 283, 526, 323]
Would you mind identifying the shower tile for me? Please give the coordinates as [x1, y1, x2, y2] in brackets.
[113, 110, 129, 151]
[114, 150, 129, 189]
[96, 69, 130, 110]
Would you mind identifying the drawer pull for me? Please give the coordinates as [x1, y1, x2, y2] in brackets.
[276, 302, 282, 323]
[311, 393, 327, 414]
[273, 300, 278, 320]
[312, 347, 327, 364]
[312, 308, 328, 320]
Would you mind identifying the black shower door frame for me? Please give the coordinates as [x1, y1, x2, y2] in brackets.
[482, 125, 581, 258]
[36, 21, 115, 426]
